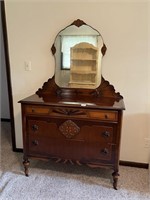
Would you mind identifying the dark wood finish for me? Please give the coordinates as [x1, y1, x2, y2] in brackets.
[36, 76, 123, 100]
[23, 159, 30, 176]
[112, 171, 120, 190]
[19, 19, 125, 189]
[71, 19, 86, 27]
[19, 77, 125, 189]
[1, 1, 16, 151]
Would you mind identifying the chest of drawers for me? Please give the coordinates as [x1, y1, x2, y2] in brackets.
[19, 19, 125, 190]
[20, 91, 124, 190]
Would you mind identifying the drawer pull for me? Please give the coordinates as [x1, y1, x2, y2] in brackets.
[32, 109, 35, 113]
[32, 124, 38, 131]
[104, 114, 108, 119]
[32, 140, 39, 146]
[102, 131, 110, 138]
[101, 148, 109, 155]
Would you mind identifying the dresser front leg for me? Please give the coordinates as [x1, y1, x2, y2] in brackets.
[112, 171, 119, 190]
[23, 159, 30, 176]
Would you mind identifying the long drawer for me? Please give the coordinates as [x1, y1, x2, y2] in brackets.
[25, 105, 118, 122]
[27, 117, 116, 162]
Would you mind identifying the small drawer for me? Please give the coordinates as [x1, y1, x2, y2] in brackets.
[88, 110, 118, 121]
[25, 106, 50, 115]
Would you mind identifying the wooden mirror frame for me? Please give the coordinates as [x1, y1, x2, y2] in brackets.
[51, 19, 107, 57]
[52, 19, 107, 90]
[36, 19, 122, 100]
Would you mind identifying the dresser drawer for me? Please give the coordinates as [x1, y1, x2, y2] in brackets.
[88, 110, 118, 122]
[28, 136, 113, 161]
[25, 106, 50, 115]
[27, 117, 115, 162]
[27, 118, 114, 141]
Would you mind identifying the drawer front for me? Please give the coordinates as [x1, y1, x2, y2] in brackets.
[88, 110, 118, 121]
[27, 117, 116, 162]
[28, 136, 113, 161]
[26, 106, 50, 115]
[24, 105, 118, 122]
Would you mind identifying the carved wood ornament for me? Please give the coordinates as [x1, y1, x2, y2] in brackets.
[36, 76, 123, 100]
[52, 108, 86, 116]
[59, 120, 80, 139]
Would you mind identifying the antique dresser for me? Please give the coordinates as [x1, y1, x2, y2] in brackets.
[19, 19, 125, 190]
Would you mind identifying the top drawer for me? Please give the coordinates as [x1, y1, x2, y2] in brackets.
[88, 110, 118, 121]
[25, 106, 50, 115]
[24, 105, 118, 122]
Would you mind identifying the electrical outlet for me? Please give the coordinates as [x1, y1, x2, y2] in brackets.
[144, 138, 150, 148]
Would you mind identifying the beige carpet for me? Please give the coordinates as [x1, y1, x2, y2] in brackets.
[0, 122, 150, 200]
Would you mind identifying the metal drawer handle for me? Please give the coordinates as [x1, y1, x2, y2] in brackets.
[32, 124, 38, 131]
[104, 114, 108, 119]
[102, 131, 110, 138]
[101, 148, 109, 155]
[32, 140, 39, 146]
[31, 109, 35, 113]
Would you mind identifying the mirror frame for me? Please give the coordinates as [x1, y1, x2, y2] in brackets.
[36, 19, 122, 100]
[51, 19, 107, 90]
[51, 19, 107, 56]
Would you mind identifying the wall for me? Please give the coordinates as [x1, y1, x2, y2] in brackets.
[148, 1, 150, 163]
[5, 0, 149, 163]
[0, 6, 10, 119]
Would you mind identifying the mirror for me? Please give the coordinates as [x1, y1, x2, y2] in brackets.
[52, 19, 106, 89]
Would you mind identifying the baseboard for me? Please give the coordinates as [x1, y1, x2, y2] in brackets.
[119, 160, 149, 169]
[1, 118, 11, 122]
[13, 148, 23, 153]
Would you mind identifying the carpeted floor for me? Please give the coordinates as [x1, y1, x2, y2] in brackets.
[0, 122, 150, 200]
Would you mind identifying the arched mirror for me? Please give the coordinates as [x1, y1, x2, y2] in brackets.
[51, 19, 106, 89]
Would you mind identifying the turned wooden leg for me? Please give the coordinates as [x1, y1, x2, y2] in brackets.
[23, 159, 30, 176]
[112, 171, 119, 190]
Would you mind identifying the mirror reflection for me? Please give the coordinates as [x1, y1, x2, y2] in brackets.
[53, 20, 105, 89]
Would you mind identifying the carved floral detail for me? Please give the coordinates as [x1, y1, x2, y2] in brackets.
[36, 76, 59, 97]
[53, 108, 86, 116]
[51, 157, 83, 165]
[59, 120, 80, 139]
[98, 77, 123, 99]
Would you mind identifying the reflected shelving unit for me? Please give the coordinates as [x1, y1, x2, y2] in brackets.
[69, 42, 98, 88]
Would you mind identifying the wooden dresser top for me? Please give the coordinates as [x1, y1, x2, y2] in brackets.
[19, 94, 125, 111]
